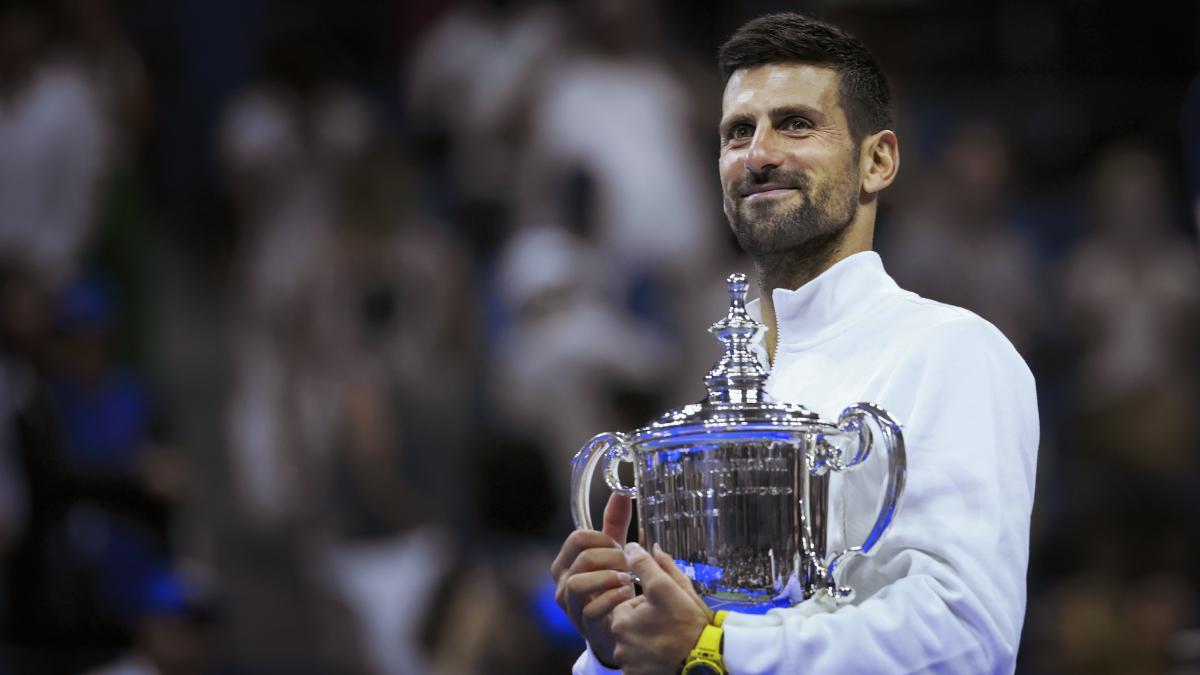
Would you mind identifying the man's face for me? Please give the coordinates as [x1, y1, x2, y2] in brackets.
[718, 64, 862, 259]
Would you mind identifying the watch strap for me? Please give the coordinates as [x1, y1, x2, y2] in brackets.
[680, 622, 725, 674]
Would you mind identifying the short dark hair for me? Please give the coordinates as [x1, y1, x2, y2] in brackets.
[718, 13, 892, 143]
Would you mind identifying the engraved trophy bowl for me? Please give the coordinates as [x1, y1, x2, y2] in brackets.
[570, 273, 906, 613]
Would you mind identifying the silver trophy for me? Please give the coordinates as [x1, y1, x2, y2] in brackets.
[570, 273, 906, 612]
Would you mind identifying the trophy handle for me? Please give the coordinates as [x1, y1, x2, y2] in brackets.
[816, 403, 907, 602]
[570, 432, 636, 531]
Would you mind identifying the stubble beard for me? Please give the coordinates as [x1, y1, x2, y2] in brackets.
[724, 165, 860, 289]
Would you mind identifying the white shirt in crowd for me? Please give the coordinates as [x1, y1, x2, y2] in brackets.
[0, 61, 109, 289]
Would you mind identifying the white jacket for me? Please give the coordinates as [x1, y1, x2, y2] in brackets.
[575, 251, 1039, 674]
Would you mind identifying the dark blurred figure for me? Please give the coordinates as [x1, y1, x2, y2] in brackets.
[58, 0, 156, 370]
[0, 274, 176, 675]
[0, 265, 39, 560]
[1021, 141, 1200, 675]
[218, 24, 377, 675]
[221, 24, 373, 532]
[84, 566, 218, 675]
[1024, 571, 1197, 675]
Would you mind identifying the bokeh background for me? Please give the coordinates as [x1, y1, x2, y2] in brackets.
[0, 0, 1197, 673]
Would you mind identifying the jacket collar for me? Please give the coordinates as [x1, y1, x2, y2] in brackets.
[746, 251, 898, 362]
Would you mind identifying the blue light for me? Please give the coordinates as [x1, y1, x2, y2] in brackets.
[532, 577, 586, 648]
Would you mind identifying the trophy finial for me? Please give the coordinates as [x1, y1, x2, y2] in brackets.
[704, 273, 768, 404]
[727, 272, 748, 302]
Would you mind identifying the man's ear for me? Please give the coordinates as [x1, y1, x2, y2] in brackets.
[861, 130, 899, 195]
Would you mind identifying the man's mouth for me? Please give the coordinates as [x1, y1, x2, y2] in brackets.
[742, 184, 799, 200]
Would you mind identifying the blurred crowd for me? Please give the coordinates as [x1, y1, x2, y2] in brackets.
[0, 0, 1196, 673]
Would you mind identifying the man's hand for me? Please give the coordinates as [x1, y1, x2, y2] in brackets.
[550, 493, 634, 666]
[611, 542, 714, 675]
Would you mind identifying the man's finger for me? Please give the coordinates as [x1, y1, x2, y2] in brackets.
[568, 569, 634, 601]
[566, 569, 630, 628]
[611, 593, 647, 635]
[624, 542, 679, 601]
[652, 543, 693, 590]
[556, 548, 629, 613]
[551, 529, 622, 581]
[582, 583, 636, 622]
[602, 493, 633, 544]
[568, 547, 628, 577]
[653, 543, 713, 620]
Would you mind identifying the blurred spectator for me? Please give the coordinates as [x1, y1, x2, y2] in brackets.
[221, 27, 374, 528]
[320, 151, 495, 673]
[490, 222, 672, 510]
[0, 1, 110, 291]
[50, 280, 161, 492]
[407, 0, 566, 209]
[218, 27, 380, 674]
[883, 120, 1044, 354]
[59, 0, 152, 158]
[1019, 141, 1200, 675]
[517, 0, 719, 285]
[338, 153, 482, 536]
[462, 0, 737, 534]
[0, 274, 175, 675]
[1062, 142, 1199, 478]
[219, 24, 517, 673]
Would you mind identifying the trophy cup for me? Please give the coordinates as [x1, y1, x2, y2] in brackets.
[570, 274, 906, 612]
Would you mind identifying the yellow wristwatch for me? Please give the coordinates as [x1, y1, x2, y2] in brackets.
[680, 611, 729, 675]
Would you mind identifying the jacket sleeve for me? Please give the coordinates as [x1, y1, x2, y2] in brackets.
[573, 644, 623, 675]
[722, 316, 1039, 674]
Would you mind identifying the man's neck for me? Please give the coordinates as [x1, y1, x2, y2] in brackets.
[756, 220, 874, 363]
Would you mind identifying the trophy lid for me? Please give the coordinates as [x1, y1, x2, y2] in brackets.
[633, 273, 822, 443]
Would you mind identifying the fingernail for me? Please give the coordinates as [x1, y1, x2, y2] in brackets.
[620, 584, 634, 596]
[624, 542, 644, 555]
[617, 572, 633, 585]
[652, 542, 663, 556]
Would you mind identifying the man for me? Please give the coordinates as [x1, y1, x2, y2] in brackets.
[551, 12, 1038, 675]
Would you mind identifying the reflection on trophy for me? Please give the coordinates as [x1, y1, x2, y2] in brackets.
[571, 273, 907, 612]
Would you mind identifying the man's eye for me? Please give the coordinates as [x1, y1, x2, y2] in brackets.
[785, 117, 812, 131]
[730, 125, 752, 140]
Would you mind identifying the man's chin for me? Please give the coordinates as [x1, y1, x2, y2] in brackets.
[735, 202, 792, 231]
[729, 221, 781, 258]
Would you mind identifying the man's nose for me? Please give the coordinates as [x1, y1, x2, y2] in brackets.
[745, 128, 784, 175]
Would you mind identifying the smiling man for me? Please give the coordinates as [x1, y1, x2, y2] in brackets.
[551, 12, 1039, 675]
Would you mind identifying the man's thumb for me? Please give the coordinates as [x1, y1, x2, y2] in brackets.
[602, 493, 633, 544]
